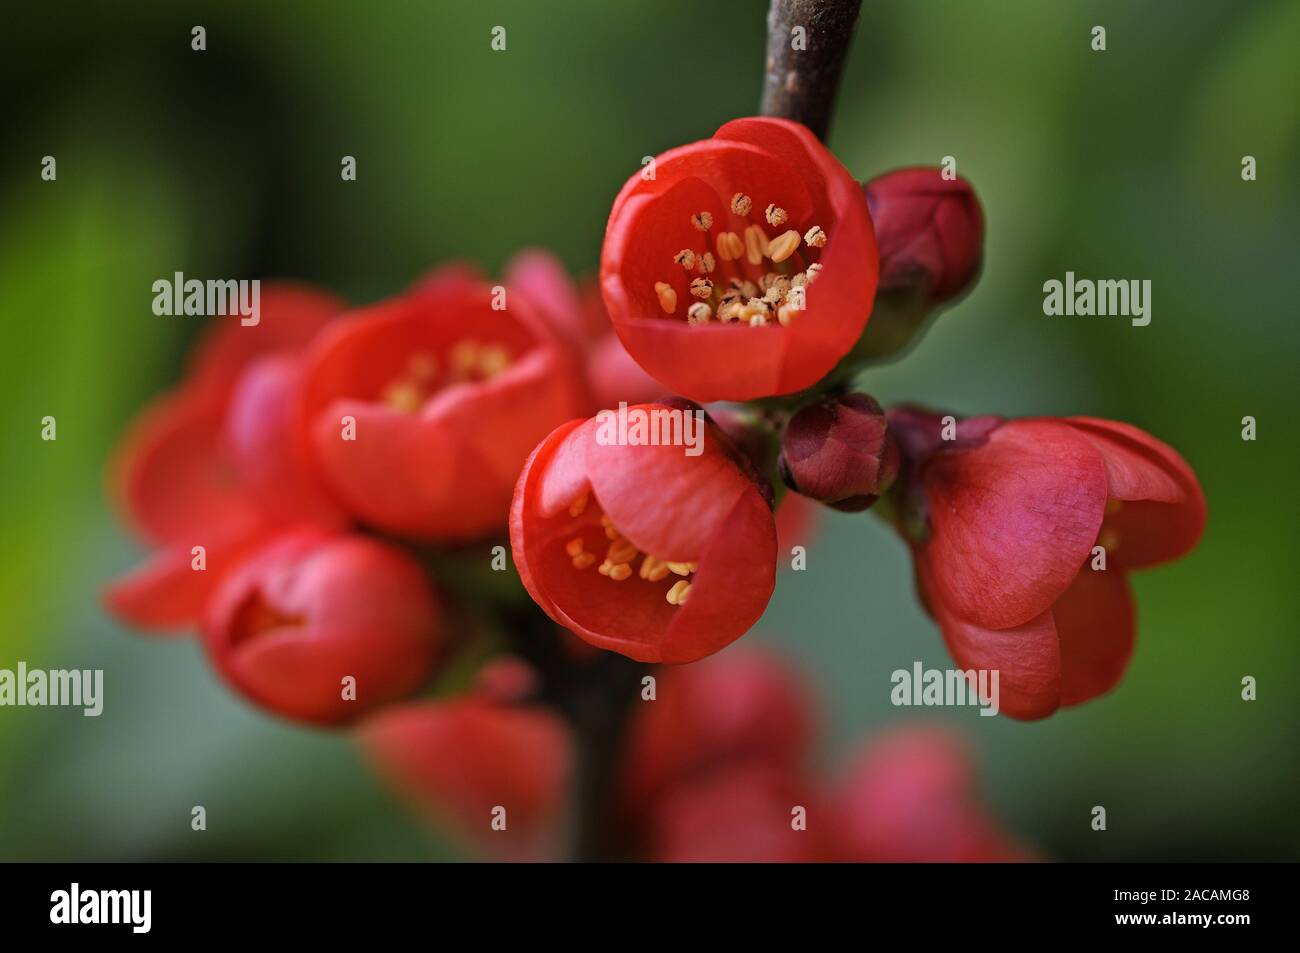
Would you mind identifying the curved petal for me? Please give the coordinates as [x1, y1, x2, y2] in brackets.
[921, 553, 1062, 720]
[921, 418, 1109, 629]
[1054, 566, 1136, 707]
[109, 389, 260, 546]
[1065, 417, 1207, 569]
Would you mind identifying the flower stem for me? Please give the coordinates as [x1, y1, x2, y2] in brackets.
[760, 0, 864, 142]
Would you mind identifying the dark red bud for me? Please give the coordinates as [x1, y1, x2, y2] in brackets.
[779, 393, 899, 510]
[864, 168, 984, 305]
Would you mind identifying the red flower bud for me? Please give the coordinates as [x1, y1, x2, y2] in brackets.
[893, 412, 1206, 719]
[619, 648, 815, 821]
[779, 393, 899, 511]
[295, 278, 587, 541]
[360, 698, 572, 861]
[864, 167, 984, 305]
[601, 117, 878, 402]
[510, 406, 777, 663]
[647, 763, 823, 863]
[202, 529, 444, 724]
[830, 726, 1025, 862]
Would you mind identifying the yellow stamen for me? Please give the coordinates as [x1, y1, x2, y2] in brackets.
[716, 231, 744, 262]
[565, 537, 586, 558]
[767, 229, 801, 263]
[654, 281, 677, 314]
[665, 580, 692, 605]
[743, 224, 768, 266]
[608, 563, 633, 581]
[572, 552, 597, 570]
[568, 493, 589, 517]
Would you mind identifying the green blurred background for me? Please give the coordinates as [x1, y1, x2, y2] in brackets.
[2, 0, 1296, 861]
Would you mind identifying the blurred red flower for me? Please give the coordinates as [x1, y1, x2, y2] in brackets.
[360, 697, 573, 861]
[105, 284, 346, 631]
[295, 273, 586, 541]
[202, 528, 444, 725]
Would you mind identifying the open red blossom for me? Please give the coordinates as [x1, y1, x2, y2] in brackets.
[618, 648, 815, 822]
[893, 410, 1206, 719]
[510, 406, 777, 663]
[360, 698, 573, 861]
[105, 284, 347, 632]
[829, 726, 1026, 862]
[202, 529, 443, 725]
[601, 117, 877, 402]
[296, 278, 587, 541]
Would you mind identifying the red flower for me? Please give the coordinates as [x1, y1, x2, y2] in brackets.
[105, 284, 345, 631]
[360, 698, 573, 861]
[295, 276, 587, 540]
[201, 529, 444, 725]
[864, 167, 984, 305]
[510, 406, 777, 663]
[829, 726, 1025, 862]
[601, 117, 877, 402]
[647, 763, 823, 863]
[892, 410, 1207, 719]
[619, 648, 815, 821]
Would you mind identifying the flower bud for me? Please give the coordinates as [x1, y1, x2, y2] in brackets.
[864, 167, 984, 305]
[202, 529, 444, 725]
[779, 393, 899, 512]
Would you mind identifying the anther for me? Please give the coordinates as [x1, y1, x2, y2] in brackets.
[690, 211, 713, 232]
[673, 249, 696, 270]
[697, 252, 716, 274]
[730, 193, 752, 216]
[565, 537, 586, 558]
[572, 552, 597, 570]
[804, 225, 827, 247]
[743, 224, 768, 266]
[764, 204, 788, 227]
[767, 229, 801, 263]
[689, 277, 713, 299]
[654, 281, 677, 314]
[716, 231, 744, 262]
[687, 302, 712, 326]
[665, 580, 692, 605]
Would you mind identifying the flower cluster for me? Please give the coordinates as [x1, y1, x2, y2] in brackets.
[107, 116, 1205, 859]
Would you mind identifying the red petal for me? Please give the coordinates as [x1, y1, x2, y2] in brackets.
[1054, 566, 1136, 707]
[920, 555, 1062, 720]
[187, 282, 343, 407]
[103, 516, 275, 632]
[225, 354, 347, 527]
[921, 418, 1108, 629]
[109, 388, 260, 546]
[1065, 417, 1207, 569]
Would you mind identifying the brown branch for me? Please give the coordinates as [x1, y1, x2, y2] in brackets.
[760, 0, 863, 142]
